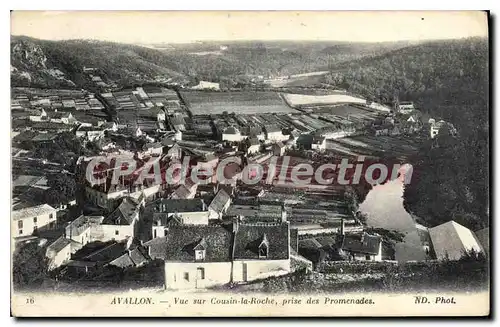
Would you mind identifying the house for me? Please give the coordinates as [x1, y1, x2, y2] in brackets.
[170, 180, 198, 200]
[208, 189, 232, 220]
[429, 120, 457, 139]
[151, 198, 210, 238]
[429, 221, 484, 261]
[31, 132, 58, 145]
[311, 135, 326, 151]
[28, 108, 48, 122]
[96, 197, 142, 242]
[407, 115, 417, 123]
[247, 138, 261, 155]
[102, 122, 118, 132]
[169, 115, 186, 132]
[263, 125, 283, 142]
[391, 126, 401, 136]
[272, 142, 286, 156]
[50, 112, 76, 125]
[232, 221, 291, 282]
[341, 232, 383, 261]
[142, 142, 164, 156]
[191, 81, 221, 91]
[12, 204, 58, 238]
[85, 183, 130, 211]
[164, 143, 182, 160]
[64, 214, 98, 246]
[76, 125, 105, 141]
[373, 126, 390, 136]
[398, 101, 415, 114]
[222, 126, 245, 143]
[46, 237, 73, 270]
[299, 234, 346, 268]
[153, 224, 233, 290]
[109, 244, 151, 268]
[149, 220, 295, 289]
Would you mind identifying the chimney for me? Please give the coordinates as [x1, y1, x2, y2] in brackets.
[232, 217, 240, 233]
[281, 203, 287, 223]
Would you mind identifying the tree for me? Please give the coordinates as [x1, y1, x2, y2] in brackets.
[13, 242, 49, 289]
[44, 174, 77, 206]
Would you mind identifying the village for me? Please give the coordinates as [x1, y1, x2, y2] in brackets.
[11, 79, 486, 292]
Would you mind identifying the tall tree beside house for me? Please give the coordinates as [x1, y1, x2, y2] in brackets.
[44, 174, 77, 207]
[13, 242, 49, 289]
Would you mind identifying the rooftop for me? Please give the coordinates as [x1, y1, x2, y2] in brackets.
[12, 203, 57, 221]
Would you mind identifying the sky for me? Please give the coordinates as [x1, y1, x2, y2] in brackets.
[11, 11, 488, 44]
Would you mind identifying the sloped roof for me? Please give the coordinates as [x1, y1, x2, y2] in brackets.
[223, 126, 240, 135]
[102, 198, 139, 225]
[12, 204, 56, 221]
[298, 238, 323, 250]
[169, 115, 185, 126]
[156, 224, 233, 262]
[83, 241, 128, 263]
[209, 189, 231, 214]
[264, 124, 282, 134]
[155, 198, 206, 213]
[233, 222, 289, 260]
[248, 137, 260, 146]
[46, 236, 72, 254]
[342, 232, 381, 255]
[429, 221, 484, 260]
[109, 252, 135, 268]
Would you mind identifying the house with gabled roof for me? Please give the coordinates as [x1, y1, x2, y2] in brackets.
[263, 124, 283, 142]
[147, 218, 297, 290]
[232, 221, 291, 283]
[429, 221, 484, 261]
[208, 189, 232, 220]
[341, 232, 383, 261]
[150, 224, 234, 290]
[222, 126, 246, 143]
[151, 198, 210, 239]
[93, 197, 142, 242]
[12, 203, 57, 238]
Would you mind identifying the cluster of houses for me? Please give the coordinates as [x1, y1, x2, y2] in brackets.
[11, 84, 478, 292]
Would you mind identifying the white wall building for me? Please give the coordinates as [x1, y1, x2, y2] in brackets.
[429, 221, 484, 261]
[12, 204, 58, 238]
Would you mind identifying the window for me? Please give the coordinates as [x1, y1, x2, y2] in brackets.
[195, 250, 206, 261]
[153, 229, 157, 238]
[19, 230, 23, 235]
[49, 213, 53, 219]
[33, 217, 37, 224]
[184, 272, 189, 281]
[115, 230, 119, 236]
[258, 244, 268, 258]
[164, 229, 167, 237]
[365, 255, 371, 260]
[18, 220, 23, 229]
[197, 268, 205, 280]
[33, 226, 38, 233]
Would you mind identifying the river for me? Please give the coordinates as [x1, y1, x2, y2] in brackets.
[358, 164, 427, 262]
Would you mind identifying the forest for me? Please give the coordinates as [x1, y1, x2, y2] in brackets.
[323, 37, 489, 230]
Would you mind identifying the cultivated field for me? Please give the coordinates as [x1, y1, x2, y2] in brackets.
[180, 91, 299, 115]
[283, 92, 367, 107]
[326, 135, 420, 159]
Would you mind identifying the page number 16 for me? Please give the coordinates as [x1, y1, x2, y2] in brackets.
[26, 297, 35, 304]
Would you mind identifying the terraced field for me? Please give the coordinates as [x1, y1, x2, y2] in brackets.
[180, 90, 299, 115]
